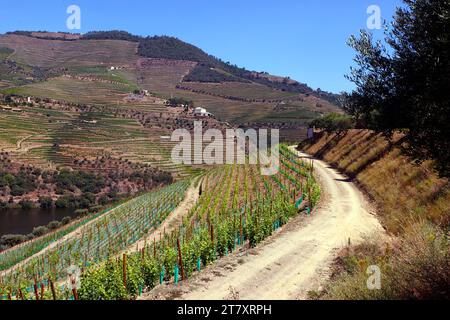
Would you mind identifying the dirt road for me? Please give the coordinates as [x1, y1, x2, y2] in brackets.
[124, 178, 202, 255]
[142, 148, 385, 300]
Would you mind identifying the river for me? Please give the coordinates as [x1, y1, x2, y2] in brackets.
[0, 207, 77, 236]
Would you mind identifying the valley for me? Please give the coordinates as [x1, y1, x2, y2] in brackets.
[0, 18, 446, 302]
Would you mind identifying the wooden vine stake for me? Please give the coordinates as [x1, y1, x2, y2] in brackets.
[71, 281, 78, 301]
[239, 213, 243, 243]
[33, 276, 39, 300]
[177, 238, 185, 280]
[122, 253, 127, 288]
[308, 186, 312, 214]
[49, 279, 57, 300]
[40, 283, 45, 299]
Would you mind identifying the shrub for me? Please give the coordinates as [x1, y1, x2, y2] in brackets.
[55, 196, 69, 208]
[0, 234, 28, 247]
[38, 196, 54, 209]
[61, 216, 72, 225]
[18, 199, 34, 209]
[47, 220, 61, 230]
[97, 195, 109, 206]
[10, 185, 25, 196]
[89, 205, 103, 213]
[74, 208, 89, 216]
[32, 226, 49, 237]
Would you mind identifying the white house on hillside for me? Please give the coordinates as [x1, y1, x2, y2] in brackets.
[194, 107, 213, 117]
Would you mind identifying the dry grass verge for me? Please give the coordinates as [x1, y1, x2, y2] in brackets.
[300, 130, 449, 300]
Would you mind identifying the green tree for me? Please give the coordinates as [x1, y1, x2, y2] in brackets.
[310, 113, 354, 134]
[344, 0, 450, 176]
[38, 196, 53, 209]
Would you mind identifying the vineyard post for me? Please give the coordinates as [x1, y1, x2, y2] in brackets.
[49, 279, 56, 300]
[33, 276, 39, 300]
[177, 238, 185, 280]
[239, 213, 243, 244]
[40, 283, 44, 299]
[122, 253, 127, 288]
[71, 281, 78, 301]
[308, 187, 312, 209]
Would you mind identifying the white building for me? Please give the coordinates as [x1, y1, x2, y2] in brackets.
[193, 107, 213, 117]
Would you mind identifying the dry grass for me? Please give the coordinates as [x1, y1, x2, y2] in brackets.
[301, 130, 450, 234]
[301, 130, 449, 300]
[317, 222, 450, 300]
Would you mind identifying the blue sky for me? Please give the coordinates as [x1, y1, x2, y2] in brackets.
[0, 0, 403, 93]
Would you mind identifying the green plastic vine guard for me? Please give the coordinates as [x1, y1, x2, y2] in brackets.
[197, 258, 201, 271]
[295, 197, 303, 209]
[306, 207, 311, 215]
[174, 265, 179, 284]
[159, 266, 165, 284]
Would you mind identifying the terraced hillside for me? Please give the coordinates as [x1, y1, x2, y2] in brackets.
[0, 32, 340, 124]
[0, 103, 191, 176]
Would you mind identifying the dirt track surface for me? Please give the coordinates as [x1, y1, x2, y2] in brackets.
[142, 148, 385, 300]
[124, 178, 202, 255]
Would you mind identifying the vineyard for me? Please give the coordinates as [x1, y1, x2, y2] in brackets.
[0, 179, 191, 300]
[0, 145, 320, 300]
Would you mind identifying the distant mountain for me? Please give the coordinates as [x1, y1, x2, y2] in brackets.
[4, 30, 342, 106]
[0, 30, 341, 125]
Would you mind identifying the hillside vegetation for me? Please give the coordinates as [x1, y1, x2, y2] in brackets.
[300, 130, 449, 234]
[299, 130, 449, 299]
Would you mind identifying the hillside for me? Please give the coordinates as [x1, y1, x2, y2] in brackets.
[300, 130, 449, 233]
[0, 31, 341, 126]
[299, 130, 449, 299]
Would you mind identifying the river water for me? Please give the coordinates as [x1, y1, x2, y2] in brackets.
[0, 207, 77, 236]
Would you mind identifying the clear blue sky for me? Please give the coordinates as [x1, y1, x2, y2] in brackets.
[0, 0, 403, 93]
